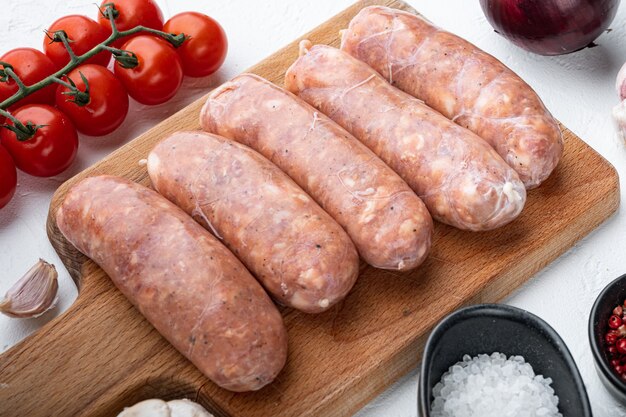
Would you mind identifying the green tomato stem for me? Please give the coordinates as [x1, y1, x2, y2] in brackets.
[0, 3, 186, 111]
[4, 67, 28, 94]
[49, 76, 74, 90]
[57, 31, 78, 62]
[0, 108, 22, 125]
[0, 109, 39, 142]
[55, 73, 91, 107]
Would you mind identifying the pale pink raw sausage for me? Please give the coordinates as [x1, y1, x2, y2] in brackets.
[56, 175, 288, 392]
[285, 42, 526, 231]
[341, 6, 563, 189]
[147, 131, 360, 313]
[200, 74, 433, 271]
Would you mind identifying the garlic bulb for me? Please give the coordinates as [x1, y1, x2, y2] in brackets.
[168, 400, 214, 417]
[117, 399, 170, 417]
[117, 399, 214, 417]
[0, 259, 58, 318]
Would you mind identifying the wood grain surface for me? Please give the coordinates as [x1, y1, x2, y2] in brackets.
[0, 0, 620, 416]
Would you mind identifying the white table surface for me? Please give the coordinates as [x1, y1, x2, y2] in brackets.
[1, 0, 625, 415]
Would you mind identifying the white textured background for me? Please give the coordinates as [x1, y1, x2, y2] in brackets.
[0, 1, 625, 416]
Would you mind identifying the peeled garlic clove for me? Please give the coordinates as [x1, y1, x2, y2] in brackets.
[168, 399, 214, 417]
[117, 399, 171, 417]
[0, 259, 58, 319]
[613, 100, 626, 144]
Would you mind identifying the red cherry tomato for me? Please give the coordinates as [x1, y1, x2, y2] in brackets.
[98, 0, 164, 48]
[55, 65, 129, 136]
[0, 49, 57, 111]
[1, 105, 78, 177]
[0, 145, 17, 208]
[163, 12, 227, 77]
[44, 15, 112, 70]
[114, 35, 183, 105]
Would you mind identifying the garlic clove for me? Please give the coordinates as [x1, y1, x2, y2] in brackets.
[117, 399, 171, 417]
[168, 399, 214, 417]
[0, 259, 59, 319]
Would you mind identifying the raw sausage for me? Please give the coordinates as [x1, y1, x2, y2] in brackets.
[341, 6, 563, 189]
[148, 131, 359, 313]
[200, 74, 432, 271]
[285, 42, 526, 231]
[56, 175, 288, 392]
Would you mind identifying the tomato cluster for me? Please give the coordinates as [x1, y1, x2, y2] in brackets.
[0, 0, 227, 208]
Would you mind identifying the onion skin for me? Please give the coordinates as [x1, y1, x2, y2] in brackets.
[480, 0, 621, 55]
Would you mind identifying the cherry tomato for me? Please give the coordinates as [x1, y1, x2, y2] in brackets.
[44, 15, 112, 70]
[163, 12, 227, 77]
[55, 65, 129, 136]
[1, 105, 78, 177]
[98, 0, 164, 48]
[0, 48, 57, 110]
[0, 145, 17, 208]
[114, 35, 183, 105]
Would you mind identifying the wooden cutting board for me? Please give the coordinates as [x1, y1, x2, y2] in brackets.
[0, 1, 620, 416]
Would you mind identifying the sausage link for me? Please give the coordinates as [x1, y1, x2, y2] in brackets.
[148, 131, 359, 313]
[285, 43, 526, 231]
[340, 6, 563, 189]
[200, 74, 432, 271]
[56, 175, 288, 392]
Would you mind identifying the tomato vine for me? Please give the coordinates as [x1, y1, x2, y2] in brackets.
[0, 2, 187, 138]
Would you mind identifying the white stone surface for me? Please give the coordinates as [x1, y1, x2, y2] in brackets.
[0, 1, 625, 416]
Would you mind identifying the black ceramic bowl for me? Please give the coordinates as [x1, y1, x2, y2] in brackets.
[418, 304, 591, 417]
[589, 273, 626, 403]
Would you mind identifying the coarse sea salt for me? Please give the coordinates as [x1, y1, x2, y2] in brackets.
[431, 352, 562, 417]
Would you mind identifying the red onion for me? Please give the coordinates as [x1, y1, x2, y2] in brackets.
[480, 0, 621, 55]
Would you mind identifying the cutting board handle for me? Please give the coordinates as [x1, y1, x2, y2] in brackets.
[0, 261, 206, 417]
